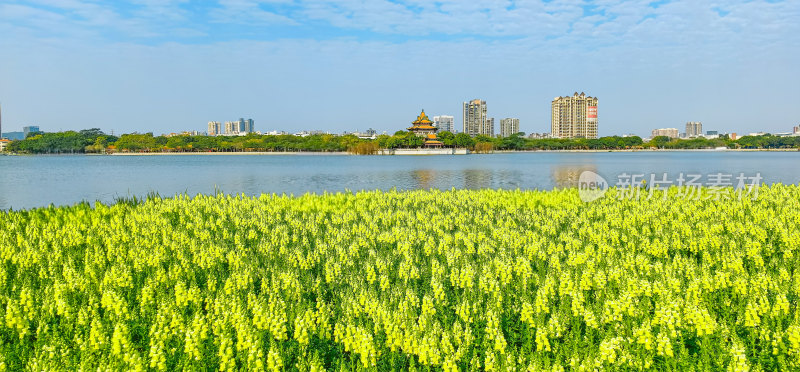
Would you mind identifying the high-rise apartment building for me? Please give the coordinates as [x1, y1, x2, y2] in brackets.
[462, 99, 492, 136]
[500, 118, 520, 137]
[208, 121, 221, 136]
[651, 128, 679, 138]
[433, 115, 455, 133]
[220, 118, 255, 135]
[486, 118, 495, 137]
[551, 92, 598, 139]
[237, 118, 254, 133]
[224, 121, 237, 135]
[686, 122, 703, 137]
[210, 118, 254, 136]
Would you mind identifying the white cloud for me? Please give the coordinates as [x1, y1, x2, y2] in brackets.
[210, 0, 299, 25]
[0, 0, 797, 136]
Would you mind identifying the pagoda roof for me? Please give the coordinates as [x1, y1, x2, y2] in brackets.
[408, 124, 437, 130]
[413, 109, 433, 125]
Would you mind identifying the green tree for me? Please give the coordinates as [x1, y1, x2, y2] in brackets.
[437, 131, 455, 146]
[649, 136, 672, 148]
[453, 133, 475, 148]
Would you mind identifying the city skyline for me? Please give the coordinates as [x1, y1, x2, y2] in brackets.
[0, 1, 798, 137]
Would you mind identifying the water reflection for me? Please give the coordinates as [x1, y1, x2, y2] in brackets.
[411, 169, 436, 189]
[463, 169, 493, 189]
[1, 152, 798, 210]
[551, 164, 598, 188]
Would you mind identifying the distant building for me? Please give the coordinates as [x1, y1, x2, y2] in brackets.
[462, 99, 492, 136]
[551, 92, 598, 139]
[528, 132, 551, 139]
[208, 121, 221, 136]
[486, 118, 495, 137]
[23, 126, 40, 138]
[3, 132, 24, 140]
[0, 139, 10, 152]
[212, 118, 254, 136]
[166, 131, 203, 137]
[237, 118, 254, 133]
[294, 130, 329, 137]
[499, 118, 520, 137]
[433, 115, 455, 133]
[348, 128, 377, 139]
[686, 122, 703, 137]
[651, 128, 679, 138]
[706, 130, 718, 136]
[794, 126, 799, 134]
[224, 121, 237, 135]
[731, 133, 738, 140]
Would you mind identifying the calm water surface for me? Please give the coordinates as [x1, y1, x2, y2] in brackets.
[1, 152, 798, 210]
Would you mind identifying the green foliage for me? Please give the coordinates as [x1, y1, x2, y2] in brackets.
[735, 134, 800, 149]
[453, 133, 475, 148]
[6, 128, 799, 154]
[6, 128, 115, 154]
[437, 131, 455, 146]
[1, 186, 800, 370]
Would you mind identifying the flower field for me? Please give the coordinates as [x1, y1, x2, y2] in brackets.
[1, 186, 799, 371]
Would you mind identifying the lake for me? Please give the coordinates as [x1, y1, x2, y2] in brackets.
[1, 151, 798, 210]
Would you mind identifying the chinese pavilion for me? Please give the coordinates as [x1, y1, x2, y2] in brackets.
[407, 110, 443, 147]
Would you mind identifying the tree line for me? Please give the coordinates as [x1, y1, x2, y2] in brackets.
[5, 128, 800, 154]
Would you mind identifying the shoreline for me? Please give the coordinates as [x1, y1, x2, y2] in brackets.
[106, 151, 352, 156]
[109, 148, 798, 155]
[3, 148, 798, 156]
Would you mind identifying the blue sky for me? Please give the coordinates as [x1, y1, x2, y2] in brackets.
[0, 0, 798, 137]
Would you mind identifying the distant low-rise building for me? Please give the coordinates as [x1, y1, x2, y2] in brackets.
[166, 131, 203, 137]
[295, 130, 329, 137]
[793, 126, 799, 135]
[528, 132, 551, 139]
[3, 131, 25, 140]
[349, 128, 377, 139]
[499, 118, 520, 137]
[651, 128, 679, 138]
[264, 130, 287, 135]
[0, 139, 10, 152]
